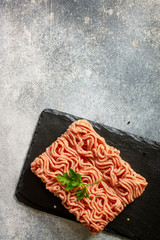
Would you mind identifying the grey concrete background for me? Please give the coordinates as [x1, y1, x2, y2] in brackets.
[0, 0, 159, 239]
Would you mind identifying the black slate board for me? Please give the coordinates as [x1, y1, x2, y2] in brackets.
[15, 109, 160, 240]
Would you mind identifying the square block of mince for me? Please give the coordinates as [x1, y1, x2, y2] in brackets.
[31, 120, 147, 234]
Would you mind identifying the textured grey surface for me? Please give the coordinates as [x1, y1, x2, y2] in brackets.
[0, 0, 160, 240]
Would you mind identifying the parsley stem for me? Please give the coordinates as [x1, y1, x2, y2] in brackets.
[84, 178, 107, 186]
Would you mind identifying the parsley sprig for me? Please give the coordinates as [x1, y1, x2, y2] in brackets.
[57, 168, 107, 200]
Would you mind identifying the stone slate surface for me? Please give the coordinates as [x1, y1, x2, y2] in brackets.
[15, 109, 160, 240]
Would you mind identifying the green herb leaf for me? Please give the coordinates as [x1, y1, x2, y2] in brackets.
[57, 168, 104, 200]
[57, 173, 72, 185]
[65, 184, 75, 191]
[71, 181, 81, 187]
[69, 168, 78, 180]
[76, 187, 90, 200]
[57, 169, 83, 193]
[69, 168, 83, 185]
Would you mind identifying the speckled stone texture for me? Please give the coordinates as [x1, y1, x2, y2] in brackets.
[0, 0, 159, 239]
